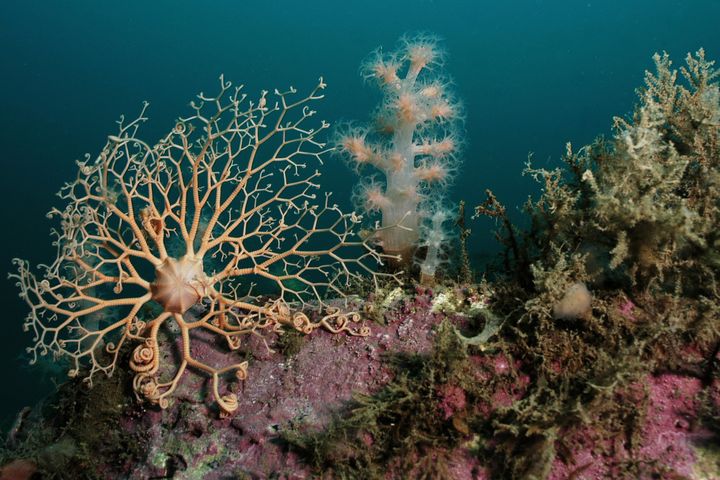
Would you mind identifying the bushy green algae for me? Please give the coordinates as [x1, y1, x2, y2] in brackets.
[472, 49, 720, 479]
[485, 49, 720, 297]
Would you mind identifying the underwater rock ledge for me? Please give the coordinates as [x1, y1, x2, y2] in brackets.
[1, 285, 719, 479]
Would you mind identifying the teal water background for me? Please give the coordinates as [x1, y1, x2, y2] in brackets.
[0, 0, 718, 432]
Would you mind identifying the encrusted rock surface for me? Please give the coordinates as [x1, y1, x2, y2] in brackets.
[1, 289, 718, 479]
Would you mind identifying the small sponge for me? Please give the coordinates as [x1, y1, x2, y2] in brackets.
[552, 282, 592, 320]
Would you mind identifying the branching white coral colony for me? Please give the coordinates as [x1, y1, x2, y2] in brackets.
[10, 76, 394, 415]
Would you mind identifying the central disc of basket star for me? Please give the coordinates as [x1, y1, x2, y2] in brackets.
[150, 256, 209, 314]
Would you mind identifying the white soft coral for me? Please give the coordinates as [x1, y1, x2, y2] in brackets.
[337, 34, 463, 268]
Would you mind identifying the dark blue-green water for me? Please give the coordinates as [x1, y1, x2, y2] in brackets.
[1, 0, 717, 432]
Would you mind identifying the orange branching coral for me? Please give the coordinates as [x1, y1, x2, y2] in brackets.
[10, 76, 393, 414]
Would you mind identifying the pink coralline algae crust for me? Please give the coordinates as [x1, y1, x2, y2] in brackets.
[396, 450, 488, 480]
[438, 383, 468, 420]
[112, 295, 446, 479]
[617, 297, 637, 321]
[468, 353, 530, 423]
[548, 374, 716, 480]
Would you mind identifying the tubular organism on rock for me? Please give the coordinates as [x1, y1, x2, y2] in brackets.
[10, 76, 393, 414]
